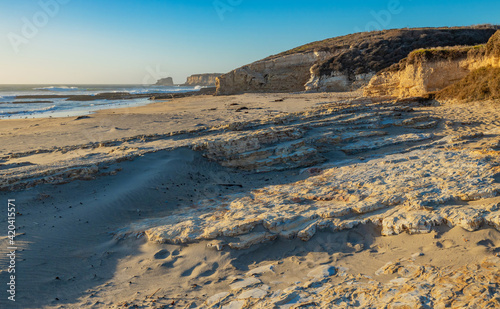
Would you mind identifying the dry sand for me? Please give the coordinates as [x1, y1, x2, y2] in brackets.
[0, 92, 499, 308]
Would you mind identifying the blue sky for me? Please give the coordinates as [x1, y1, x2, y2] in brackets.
[0, 0, 499, 84]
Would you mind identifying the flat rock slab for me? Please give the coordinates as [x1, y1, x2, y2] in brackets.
[230, 277, 261, 290]
[237, 288, 268, 299]
[246, 264, 275, 276]
[222, 300, 245, 309]
[206, 292, 230, 305]
[119, 146, 500, 246]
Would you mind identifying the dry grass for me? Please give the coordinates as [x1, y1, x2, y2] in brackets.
[436, 66, 500, 102]
[485, 30, 500, 57]
[384, 45, 483, 73]
[435, 30, 500, 102]
[409, 45, 481, 61]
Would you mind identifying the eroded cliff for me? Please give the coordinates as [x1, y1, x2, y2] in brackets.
[183, 73, 223, 86]
[155, 77, 174, 86]
[216, 26, 499, 95]
[364, 30, 500, 98]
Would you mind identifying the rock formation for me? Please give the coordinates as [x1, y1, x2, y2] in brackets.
[155, 77, 174, 86]
[216, 26, 499, 95]
[201, 256, 500, 308]
[364, 30, 500, 98]
[183, 73, 223, 87]
[114, 97, 500, 250]
[216, 51, 335, 95]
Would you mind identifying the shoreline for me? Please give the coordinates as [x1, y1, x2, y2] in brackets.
[0, 92, 360, 191]
[0, 87, 215, 120]
[12, 87, 215, 102]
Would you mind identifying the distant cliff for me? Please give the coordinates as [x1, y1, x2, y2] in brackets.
[183, 74, 223, 87]
[216, 26, 499, 95]
[155, 77, 174, 86]
[364, 30, 500, 99]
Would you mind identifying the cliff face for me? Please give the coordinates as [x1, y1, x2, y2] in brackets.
[183, 74, 222, 87]
[216, 26, 499, 95]
[216, 51, 333, 95]
[364, 30, 500, 98]
[155, 77, 174, 86]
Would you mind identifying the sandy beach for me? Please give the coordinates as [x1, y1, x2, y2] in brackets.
[0, 92, 499, 308]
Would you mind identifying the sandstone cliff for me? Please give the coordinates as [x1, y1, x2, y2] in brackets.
[216, 51, 334, 95]
[364, 30, 500, 98]
[155, 77, 174, 86]
[183, 73, 223, 87]
[216, 26, 499, 95]
[437, 31, 500, 101]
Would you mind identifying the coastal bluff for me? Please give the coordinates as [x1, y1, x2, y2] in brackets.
[364, 30, 500, 99]
[183, 73, 223, 87]
[216, 26, 499, 95]
[155, 77, 174, 86]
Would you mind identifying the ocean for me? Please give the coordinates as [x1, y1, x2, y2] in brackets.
[0, 84, 201, 119]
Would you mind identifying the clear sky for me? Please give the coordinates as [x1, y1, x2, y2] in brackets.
[0, 0, 499, 84]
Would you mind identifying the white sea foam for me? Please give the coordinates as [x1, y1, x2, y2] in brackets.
[34, 86, 79, 91]
[17, 105, 56, 114]
[0, 85, 200, 119]
[0, 95, 16, 100]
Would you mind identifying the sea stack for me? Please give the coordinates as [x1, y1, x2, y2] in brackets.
[155, 77, 174, 86]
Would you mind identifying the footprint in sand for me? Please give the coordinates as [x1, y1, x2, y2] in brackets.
[436, 240, 456, 249]
[194, 262, 220, 278]
[153, 249, 170, 260]
[181, 262, 202, 277]
[161, 256, 179, 268]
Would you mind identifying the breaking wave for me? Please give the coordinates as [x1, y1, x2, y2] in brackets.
[34, 86, 80, 91]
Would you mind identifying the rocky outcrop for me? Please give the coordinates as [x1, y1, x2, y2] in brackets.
[216, 26, 499, 95]
[183, 74, 223, 87]
[216, 51, 334, 95]
[155, 77, 174, 86]
[116, 97, 500, 249]
[201, 256, 500, 308]
[305, 72, 375, 93]
[364, 30, 500, 98]
[118, 145, 500, 246]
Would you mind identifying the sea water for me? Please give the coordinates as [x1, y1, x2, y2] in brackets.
[0, 84, 201, 119]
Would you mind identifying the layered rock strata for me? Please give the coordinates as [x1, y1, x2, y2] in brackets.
[183, 73, 223, 86]
[119, 145, 500, 248]
[112, 97, 500, 251]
